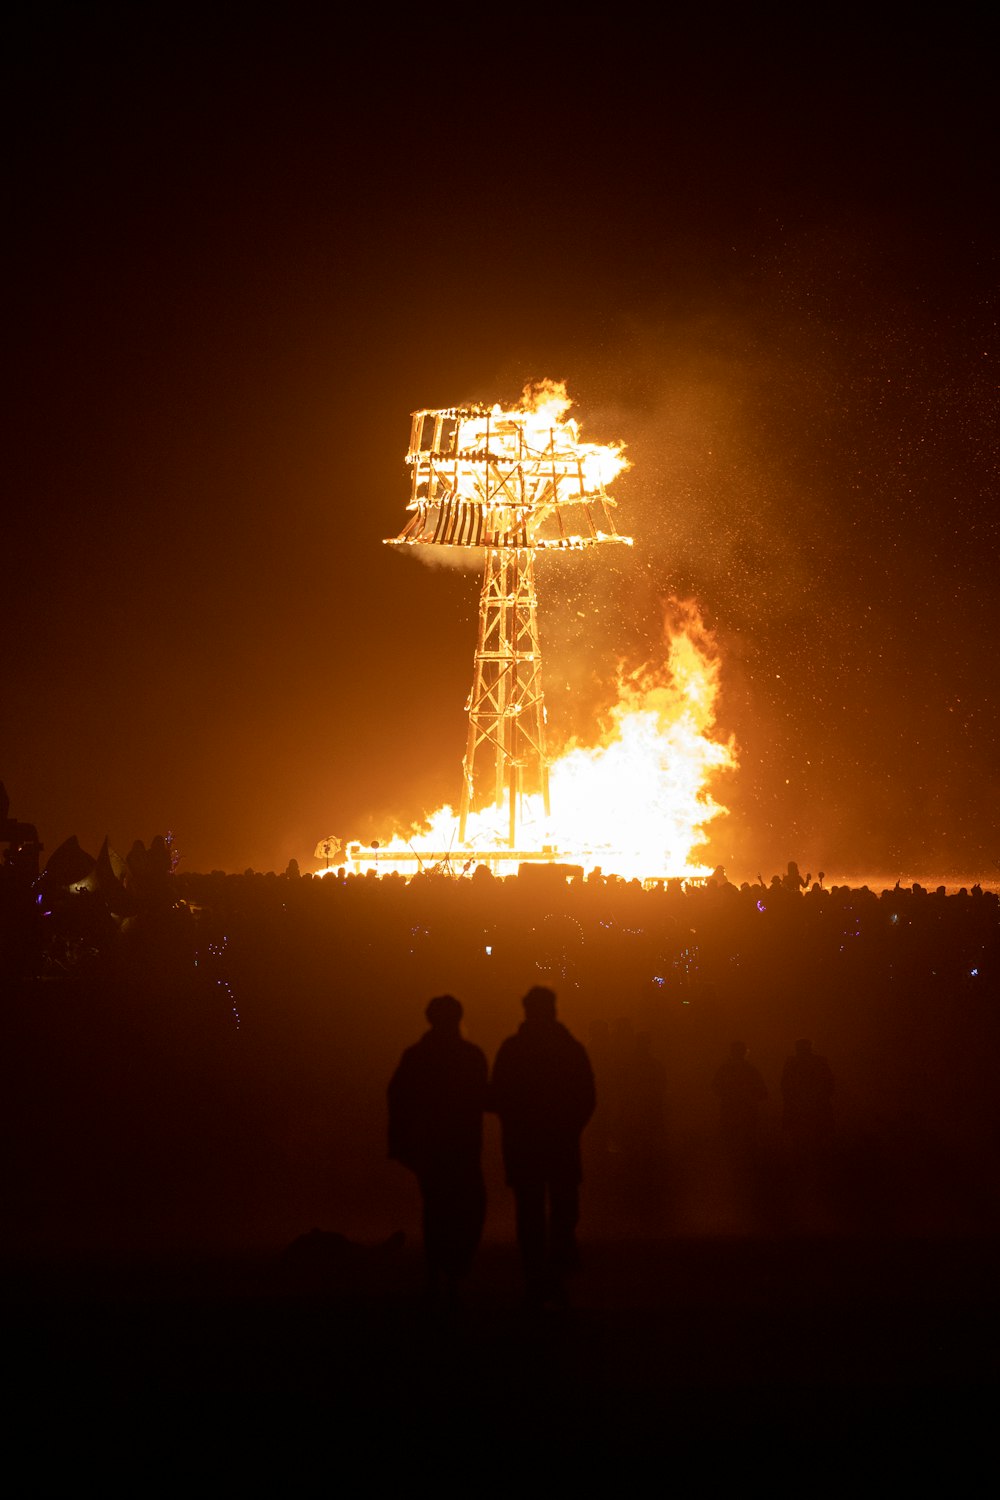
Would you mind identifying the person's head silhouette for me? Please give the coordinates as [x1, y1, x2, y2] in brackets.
[425, 994, 463, 1031]
[523, 986, 557, 1022]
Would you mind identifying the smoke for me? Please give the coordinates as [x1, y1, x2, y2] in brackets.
[518, 222, 998, 880]
[519, 376, 572, 420]
[399, 544, 484, 572]
[384, 220, 995, 881]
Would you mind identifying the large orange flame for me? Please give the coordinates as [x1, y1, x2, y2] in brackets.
[327, 601, 736, 881]
[449, 379, 630, 498]
[545, 600, 736, 878]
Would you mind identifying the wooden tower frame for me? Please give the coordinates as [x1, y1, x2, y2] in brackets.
[385, 391, 630, 849]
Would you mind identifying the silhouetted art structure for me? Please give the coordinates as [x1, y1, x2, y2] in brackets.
[388, 994, 488, 1301]
[490, 985, 596, 1308]
[385, 382, 631, 850]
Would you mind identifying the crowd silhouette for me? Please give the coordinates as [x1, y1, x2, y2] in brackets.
[3, 802, 1000, 1265]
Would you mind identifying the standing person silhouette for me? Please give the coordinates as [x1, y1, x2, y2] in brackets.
[713, 1040, 768, 1155]
[388, 995, 488, 1303]
[489, 986, 596, 1308]
[781, 1038, 835, 1153]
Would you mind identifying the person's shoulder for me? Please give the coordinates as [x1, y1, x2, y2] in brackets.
[388, 1041, 421, 1091]
[491, 1032, 521, 1067]
[391, 1039, 423, 1071]
[556, 1022, 590, 1056]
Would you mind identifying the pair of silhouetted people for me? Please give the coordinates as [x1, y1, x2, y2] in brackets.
[713, 1038, 835, 1156]
[388, 986, 595, 1307]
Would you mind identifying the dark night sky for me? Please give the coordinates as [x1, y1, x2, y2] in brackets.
[6, 9, 997, 880]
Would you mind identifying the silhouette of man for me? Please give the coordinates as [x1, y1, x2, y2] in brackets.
[388, 995, 488, 1301]
[489, 986, 596, 1307]
[781, 1038, 834, 1151]
[713, 1040, 768, 1153]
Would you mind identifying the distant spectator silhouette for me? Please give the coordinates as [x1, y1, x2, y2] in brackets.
[713, 1040, 768, 1152]
[489, 985, 596, 1308]
[619, 1032, 667, 1161]
[781, 1038, 834, 1152]
[388, 995, 488, 1302]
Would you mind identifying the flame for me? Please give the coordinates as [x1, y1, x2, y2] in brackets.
[545, 602, 736, 877]
[390, 380, 632, 555]
[330, 602, 737, 881]
[450, 380, 630, 499]
[519, 377, 573, 424]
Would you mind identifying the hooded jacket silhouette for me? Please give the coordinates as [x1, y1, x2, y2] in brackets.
[489, 993, 596, 1188]
[388, 999, 488, 1181]
[388, 995, 488, 1293]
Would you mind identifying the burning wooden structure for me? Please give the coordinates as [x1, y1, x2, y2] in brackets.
[385, 382, 631, 848]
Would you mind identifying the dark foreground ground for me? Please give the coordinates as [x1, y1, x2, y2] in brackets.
[5, 1234, 997, 1480]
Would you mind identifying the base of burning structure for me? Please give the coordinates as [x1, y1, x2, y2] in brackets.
[342, 843, 585, 879]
